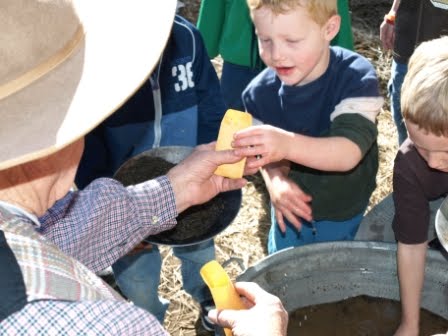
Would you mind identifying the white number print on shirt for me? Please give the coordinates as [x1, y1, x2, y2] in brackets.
[172, 62, 195, 92]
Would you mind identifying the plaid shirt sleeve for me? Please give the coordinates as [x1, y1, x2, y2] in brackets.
[0, 299, 169, 335]
[38, 176, 178, 273]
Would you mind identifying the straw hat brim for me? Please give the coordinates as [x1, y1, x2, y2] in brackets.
[0, 0, 177, 170]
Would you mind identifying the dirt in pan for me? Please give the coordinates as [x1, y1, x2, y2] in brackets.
[114, 156, 225, 244]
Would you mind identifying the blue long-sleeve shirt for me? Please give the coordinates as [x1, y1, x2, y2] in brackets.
[243, 47, 383, 220]
[76, 15, 225, 188]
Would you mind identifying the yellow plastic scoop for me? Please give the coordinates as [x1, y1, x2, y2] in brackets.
[200, 260, 246, 336]
[215, 109, 252, 179]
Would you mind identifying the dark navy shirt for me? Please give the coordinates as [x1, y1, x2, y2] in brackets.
[243, 47, 383, 220]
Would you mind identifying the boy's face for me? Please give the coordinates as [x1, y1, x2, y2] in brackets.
[407, 121, 448, 172]
[252, 6, 338, 86]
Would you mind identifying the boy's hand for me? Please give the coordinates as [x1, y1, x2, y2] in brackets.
[262, 164, 312, 232]
[232, 125, 294, 169]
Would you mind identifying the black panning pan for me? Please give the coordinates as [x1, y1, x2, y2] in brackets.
[113, 146, 242, 247]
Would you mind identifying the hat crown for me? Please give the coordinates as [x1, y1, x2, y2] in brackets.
[0, 0, 177, 171]
[0, 0, 80, 87]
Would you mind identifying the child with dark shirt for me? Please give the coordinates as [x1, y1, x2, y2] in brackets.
[391, 36, 448, 336]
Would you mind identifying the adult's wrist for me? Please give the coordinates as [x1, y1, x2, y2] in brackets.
[166, 170, 192, 214]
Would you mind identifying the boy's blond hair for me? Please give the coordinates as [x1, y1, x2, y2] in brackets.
[401, 36, 448, 137]
[246, 0, 338, 26]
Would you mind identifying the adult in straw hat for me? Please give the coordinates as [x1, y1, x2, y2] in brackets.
[0, 0, 288, 334]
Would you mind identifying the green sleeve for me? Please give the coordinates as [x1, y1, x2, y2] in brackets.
[329, 113, 378, 157]
[290, 114, 378, 220]
[197, 0, 226, 58]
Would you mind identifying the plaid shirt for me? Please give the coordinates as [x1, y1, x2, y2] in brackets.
[0, 176, 177, 335]
[39, 177, 177, 273]
[0, 300, 168, 335]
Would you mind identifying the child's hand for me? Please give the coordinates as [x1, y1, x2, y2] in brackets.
[270, 176, 313, 233]
[232, 125, 294, 168]
[262, 165, 312, 232]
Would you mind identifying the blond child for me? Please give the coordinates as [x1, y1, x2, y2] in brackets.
[391, 36, 448, 336]
[232, 0, 383, 253]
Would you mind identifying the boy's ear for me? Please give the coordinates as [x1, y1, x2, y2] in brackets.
[323, 14, 341, 41]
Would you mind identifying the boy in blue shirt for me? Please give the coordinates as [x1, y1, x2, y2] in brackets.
[232, 0, 383, 254]
[75, 15, 225, 330]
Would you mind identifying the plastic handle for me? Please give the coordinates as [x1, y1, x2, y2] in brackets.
[214, 109, 252, 179]
[200, 260, 246, 336]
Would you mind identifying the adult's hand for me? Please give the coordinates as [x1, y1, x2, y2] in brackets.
[167, 143, 247, 213]
[380, 0, 400, 50]
[380, 19, 395, 50]
[208, 282, 288, 336]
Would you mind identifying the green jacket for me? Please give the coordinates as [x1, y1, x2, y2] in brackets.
[197, 0, 354, 67]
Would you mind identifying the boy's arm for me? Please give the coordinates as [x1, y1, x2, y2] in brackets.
[196, 0, 225, 59]
[286, 134, 362, 171]
[287, 110, 382, 172]
[395, 241, 427, 336]
[287, 113, 378, 171]
[392, 147, 434, 336]
[235, 114, 378, 172]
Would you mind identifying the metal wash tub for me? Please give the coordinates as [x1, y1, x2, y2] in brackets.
[237, 241, 448, 319]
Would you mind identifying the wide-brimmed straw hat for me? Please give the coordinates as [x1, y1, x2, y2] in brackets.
[0, 0, 176, 170]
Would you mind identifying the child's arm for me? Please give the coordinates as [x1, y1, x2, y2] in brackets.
[395, 241, 427, 336]
[233, 124, 363, 172]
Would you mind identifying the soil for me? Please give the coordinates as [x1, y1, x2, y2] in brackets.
[288, 296, 448, 335]
[156, 202, 225, 244]
[114, 156, 173, 186]
[114, 156, 226, 245]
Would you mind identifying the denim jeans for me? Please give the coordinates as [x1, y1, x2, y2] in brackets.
[268, 205, 364, 254]
[220, 61, 262, 111]
[112, 239, 215, 323]
[388, 60, 408, 145]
